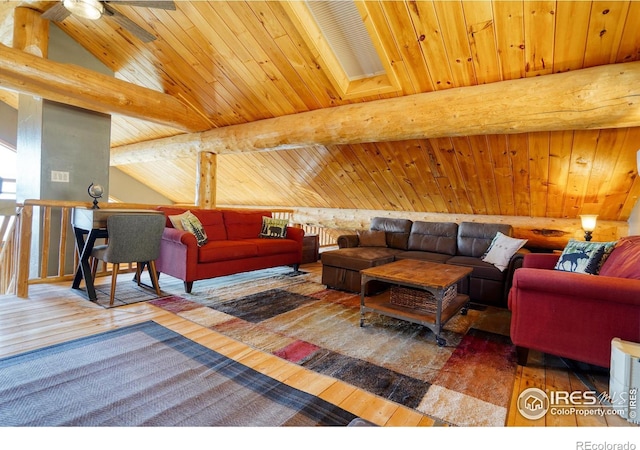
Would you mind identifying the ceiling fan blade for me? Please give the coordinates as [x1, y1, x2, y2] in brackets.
[103, 4, 157, 42]
[41, 2, 72, 22]
[104, 1, 176, 10]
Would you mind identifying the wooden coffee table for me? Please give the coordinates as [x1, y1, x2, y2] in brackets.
[360, 259, 473, 346]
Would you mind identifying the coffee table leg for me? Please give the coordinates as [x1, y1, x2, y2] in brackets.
[436, 335, 447, 347]
[359, 275, 368, 327]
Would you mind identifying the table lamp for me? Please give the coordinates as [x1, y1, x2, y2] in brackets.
[580, 215, 598, 241]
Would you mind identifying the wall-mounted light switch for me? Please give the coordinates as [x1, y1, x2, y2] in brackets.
[51, 171, 70, 182]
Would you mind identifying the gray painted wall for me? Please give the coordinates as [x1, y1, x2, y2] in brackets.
[110, 167, 172, 205]
[0, 102, 17, 148]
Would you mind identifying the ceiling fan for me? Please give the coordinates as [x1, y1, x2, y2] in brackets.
[41, 0, 176, 43]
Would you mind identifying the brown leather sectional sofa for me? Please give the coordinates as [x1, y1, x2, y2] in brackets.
[321, 217, 528, 308]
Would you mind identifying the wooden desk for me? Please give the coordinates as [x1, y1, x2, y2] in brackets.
[71, 208, 163, 301]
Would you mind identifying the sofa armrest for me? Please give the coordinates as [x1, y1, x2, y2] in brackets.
[522, 252, 559, 269]
[337, 234, 359, 248]
[162, 227, 198, 248]
[285, 226, 304, 245]
[502, 247, 531, 299]
[510, 268, 640, 306]
[156, 227, 199, 281]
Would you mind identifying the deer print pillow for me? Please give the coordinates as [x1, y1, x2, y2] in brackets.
[554, 239, 617, 275]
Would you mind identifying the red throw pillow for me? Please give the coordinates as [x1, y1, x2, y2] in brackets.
[598, 236, 640, 279]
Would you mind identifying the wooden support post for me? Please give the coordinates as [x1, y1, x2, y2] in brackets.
[195, 151, 217, 209]
[16, 205, 32, 298]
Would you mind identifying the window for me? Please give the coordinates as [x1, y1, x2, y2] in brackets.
[0, 142, 16, 200]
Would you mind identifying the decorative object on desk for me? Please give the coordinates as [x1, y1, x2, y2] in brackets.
[580, 214, 598, 241]
[87, 182, 103, 209]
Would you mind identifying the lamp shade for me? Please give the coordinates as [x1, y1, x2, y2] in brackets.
[63, 0, 104, 20]
[580, 215, 598, 232]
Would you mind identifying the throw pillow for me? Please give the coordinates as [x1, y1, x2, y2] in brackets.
[259, 217, 288, 239]
[553, 239, 617, 275]
[357, 230, 387, 247]
[598, 236, 640, 279]
[168, 211, 191, 231]
[181, 212, 208, 247]
[481, 231, 528, 271]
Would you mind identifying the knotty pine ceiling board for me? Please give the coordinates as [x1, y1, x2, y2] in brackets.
[463, 0, 501, 85]
[583, 1, 630, 67]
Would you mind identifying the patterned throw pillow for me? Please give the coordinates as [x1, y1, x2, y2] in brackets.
[259, 217, 288, 239]
[168, 211, 191, 231]
[553, 239, 617, 275]
[481, 231, 528, 271]
[181, 211, 208, 247]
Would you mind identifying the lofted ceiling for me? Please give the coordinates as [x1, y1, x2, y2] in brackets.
[1, 1, 640, 223]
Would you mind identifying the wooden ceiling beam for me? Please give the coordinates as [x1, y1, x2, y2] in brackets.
[110, 61, 640, 165]
[0, 43, 211, 133]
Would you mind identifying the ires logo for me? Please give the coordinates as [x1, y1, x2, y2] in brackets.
[517, 388, 634, 420]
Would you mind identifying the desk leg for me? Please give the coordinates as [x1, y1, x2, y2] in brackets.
[72, 228, 86, 290]
[72, 227, 99, 301]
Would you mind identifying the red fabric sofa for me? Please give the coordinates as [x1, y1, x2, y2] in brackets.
[508, 242, 640, 368]
[155, 207, 304, 293]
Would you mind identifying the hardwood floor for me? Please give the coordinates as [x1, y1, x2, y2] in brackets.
[0, 262, 635, 432]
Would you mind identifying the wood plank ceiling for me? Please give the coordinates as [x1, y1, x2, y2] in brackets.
[1, 1, 640, 223]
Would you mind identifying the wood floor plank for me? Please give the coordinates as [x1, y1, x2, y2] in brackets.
[0, 267, 631, 429]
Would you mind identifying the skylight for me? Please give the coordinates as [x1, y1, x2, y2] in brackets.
[306, 0, 385, 81]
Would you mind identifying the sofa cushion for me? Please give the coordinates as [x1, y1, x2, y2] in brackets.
[259, 217, 288, 239]
[408, 221, 458, 255]
[395, 251, 452, 264]
[554, 239, 617, 275]
[370, 217, 412, 250]
[481, 231, 528, 271]
[357, 230, 387, 247]
[198, 240, 258, 263]
[321, 247, 402, 271]
[597, 236, 640, 279]
[246, 238, 301, 257]
[447, 256, 506, 282]
[192, 209, 227, 241]
[457, 222, 513, 257]
[223, 210, 271, 240]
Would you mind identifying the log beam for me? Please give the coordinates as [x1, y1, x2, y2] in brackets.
[0, 43, 211, 133]
[111, 61, 640, 164]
